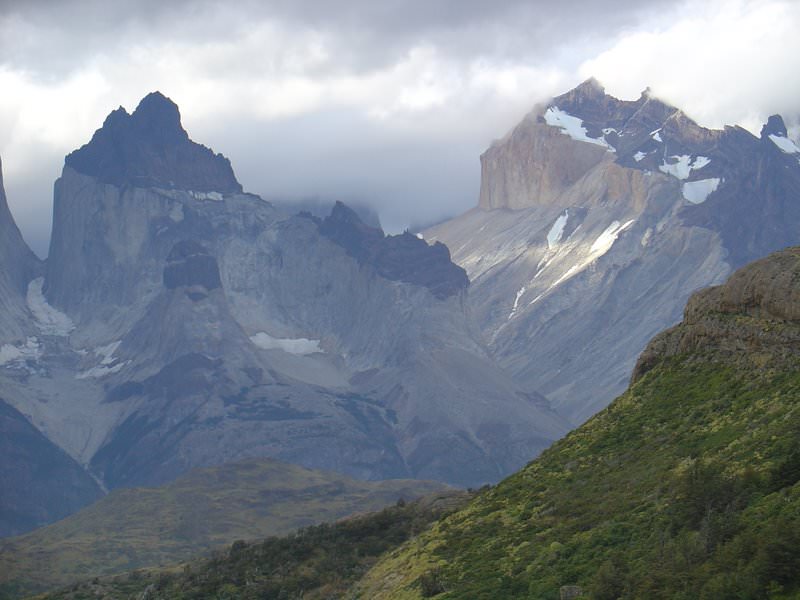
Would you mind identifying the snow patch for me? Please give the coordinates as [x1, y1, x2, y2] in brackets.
[76, 341, 127, 379]
[640, 228, 653, 247]
[590, 220, 636, 256]
[544, 107, 614, 150]
[415, 233, 424, 240]
[0, 337, 41, 366]
[95, 341, 121, 365]
[658, 155, 710, 180]
[251, 332, 322, 355]
[529, 220, 635, 307]
[692, 156, 711, 170]
[191, 191, 224, 202]
[546, 210, 569, 249]
[27, 278, 75, 336]
[633, 151, 647, 162]
[77, 361, 128, 379]
[650, 129, 663, 142]
[682, 178, 721, 204]
[508, 286, 527, 320]
[769, 134, 800, 154]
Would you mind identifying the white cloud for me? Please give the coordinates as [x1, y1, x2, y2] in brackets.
[580, 0, 800, 133]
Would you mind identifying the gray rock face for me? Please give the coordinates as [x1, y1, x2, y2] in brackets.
[0, 158, 41, 342]
[427, 79, 800, 424]
[1, 92, 568, 498]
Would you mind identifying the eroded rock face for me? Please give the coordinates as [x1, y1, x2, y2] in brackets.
[163, 240, 222, 295]
[428, 79, 800, 424]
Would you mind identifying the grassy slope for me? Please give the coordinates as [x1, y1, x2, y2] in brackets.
[0, 458, 447, 598]
[357, 346, 800, 597]
[31, 491, 472, 600]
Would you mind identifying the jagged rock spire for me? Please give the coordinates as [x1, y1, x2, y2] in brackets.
[65, 91, 242, 193]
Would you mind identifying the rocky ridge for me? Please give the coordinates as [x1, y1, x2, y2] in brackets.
[427, 78, 800, 423]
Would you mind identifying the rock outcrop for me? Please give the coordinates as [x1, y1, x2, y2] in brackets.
[633, 246, 800, 380]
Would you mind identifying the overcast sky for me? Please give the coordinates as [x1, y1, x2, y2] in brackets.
[1, 0, 798, 256]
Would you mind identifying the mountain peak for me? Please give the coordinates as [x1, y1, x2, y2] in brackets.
[320, 201, 468, 299]
[64, 91, 241, 193]
[761, 114, 788, 138]
[574, 76, 605, 95]
[130, 91, 187, 144]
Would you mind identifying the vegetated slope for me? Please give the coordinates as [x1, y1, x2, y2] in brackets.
[0, 458, 447, 598]
[357, 246, 800, 599]
[32, 491, 471, 600]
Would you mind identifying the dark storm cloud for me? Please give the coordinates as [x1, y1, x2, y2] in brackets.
[0, 0, 797, 258]
[0, 0, 675, 75]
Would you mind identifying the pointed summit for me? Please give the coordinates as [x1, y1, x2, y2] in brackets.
[554, 77, 607, 108]
[574, 76, 605, 95]
[65, 91, 242, 193]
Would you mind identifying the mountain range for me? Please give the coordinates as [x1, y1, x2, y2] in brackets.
[32, 243, 800, 600]
[0, 92, 568, 537]
[1, 79, 798, 544]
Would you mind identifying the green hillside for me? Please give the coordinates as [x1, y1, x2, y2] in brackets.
[0, 458, 446, 598]
[357, 247, 800, 599]
[32, 491, 472, 600]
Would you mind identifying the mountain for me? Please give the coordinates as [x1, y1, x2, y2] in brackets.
[425, 78, 800, 424]
[0, 458, 447, 597]
[0, 90, 568, 514]
[356, 245, 800, 598]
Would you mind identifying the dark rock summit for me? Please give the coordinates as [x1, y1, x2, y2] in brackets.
[761, 114, 788, 138]
[65, 91, 242, 193]
[319, 202, 469, 299]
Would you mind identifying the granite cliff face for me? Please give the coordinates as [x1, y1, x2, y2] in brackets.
[0, 158, 41, 342]
[0, 92, 568, 507]
[427, 78, 800, 423]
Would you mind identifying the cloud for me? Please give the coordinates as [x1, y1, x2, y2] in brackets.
[580, 0, 800, 133]
[0, 0, 797, 257]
